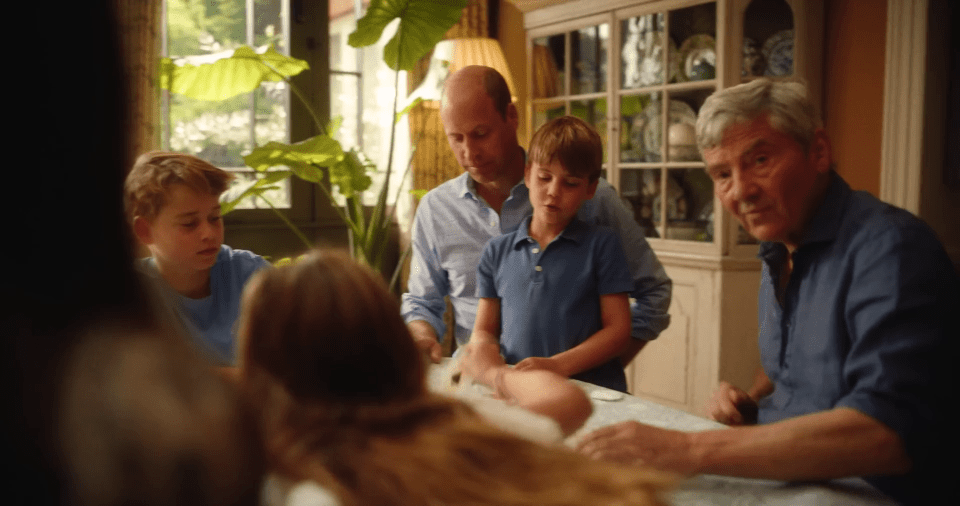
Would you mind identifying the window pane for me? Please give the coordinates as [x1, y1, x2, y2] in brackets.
[570, 98, 607, 161]
[621, 91, 662, 163]
[167, 94, 252, 168]
[620, 169, 662, 238]
[670, 2, 718, 83]
[331, 73, 361, 149]
[253, 0, 285, 50]
[621, 13, 671, 88]
[664, 168, 712, 242]
[533, 101, 565, 132]
[571, 24, 608, 94]
[163, 0, 290, 210]
[329, 11, 410, 207]
[532, 35, 564, 98]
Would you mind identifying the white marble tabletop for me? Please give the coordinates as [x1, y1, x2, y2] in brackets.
[429, 361, 897, 506]
[569, 380, 896, 506]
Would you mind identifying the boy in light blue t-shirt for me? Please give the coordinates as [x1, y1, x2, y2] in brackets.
[125, 151, 269, 365]
[468, 116, 634, 392]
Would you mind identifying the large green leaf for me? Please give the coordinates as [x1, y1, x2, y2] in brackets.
[243, 135, 344, 183]
[330, 149, 375, 199]
[160, 45, 309, 101]
[348, 0, 467, 71]
[219, 170, 291, 214]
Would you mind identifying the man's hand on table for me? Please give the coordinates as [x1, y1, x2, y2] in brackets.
[408, 320, 443, 364]
[708, 381, 759, 425]
[414, 337, 443, 364]
[576, 420, 696, 475]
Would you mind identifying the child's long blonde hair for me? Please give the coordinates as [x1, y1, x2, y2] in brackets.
[238, 249, 674, 506]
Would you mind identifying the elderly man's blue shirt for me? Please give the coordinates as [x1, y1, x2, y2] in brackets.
[756, 172, 958, 504]
[477, 216, 634, 392]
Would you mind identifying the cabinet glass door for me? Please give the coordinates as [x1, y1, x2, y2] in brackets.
[615, 1, 717, 244]
[531, 23, 610, 134]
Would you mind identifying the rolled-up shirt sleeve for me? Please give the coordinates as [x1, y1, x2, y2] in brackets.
[400, 198, 449, 341]
[834, 219, 958, 461]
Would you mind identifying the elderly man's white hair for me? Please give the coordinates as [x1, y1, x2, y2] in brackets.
[696, 78, 822, 153]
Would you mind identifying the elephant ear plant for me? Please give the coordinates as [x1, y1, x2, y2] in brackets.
[160, 0, 467, 290]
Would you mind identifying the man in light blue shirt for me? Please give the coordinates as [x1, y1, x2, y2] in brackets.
[401, 65, 671, 362]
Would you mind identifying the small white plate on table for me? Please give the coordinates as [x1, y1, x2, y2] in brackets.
[589, 389, 625, 402]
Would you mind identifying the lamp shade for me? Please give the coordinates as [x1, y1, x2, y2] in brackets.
[406, 37, 517, 106]
[531, 43, 560, 98]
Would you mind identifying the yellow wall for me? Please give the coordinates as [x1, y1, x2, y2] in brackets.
[500, 0, 529, 147]
[823, 0, 887, 196]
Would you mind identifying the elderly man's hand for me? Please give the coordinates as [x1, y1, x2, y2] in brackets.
[576, 421, 696, 475]
[708, 381, 759, 425]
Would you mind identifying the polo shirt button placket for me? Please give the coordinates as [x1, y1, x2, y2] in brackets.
[530, 241, 543, 280]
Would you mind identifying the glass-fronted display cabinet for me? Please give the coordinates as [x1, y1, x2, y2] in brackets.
[522, 0, 823, 415]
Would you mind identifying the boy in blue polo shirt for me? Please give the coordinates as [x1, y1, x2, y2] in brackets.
[125, 151, 270, 365]
[468, 116, 634, 392]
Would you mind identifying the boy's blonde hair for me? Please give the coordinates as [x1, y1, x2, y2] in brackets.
[238, 249, 674, 506]
[527, 116, 604, 182]
[124, 151, 234, 223]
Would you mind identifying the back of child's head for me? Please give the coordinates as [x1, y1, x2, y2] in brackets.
[124, 151, 233, 223]
[238, 249, 425, 407]
[235, 249, 675, 506]
[527, 116, 603, 182]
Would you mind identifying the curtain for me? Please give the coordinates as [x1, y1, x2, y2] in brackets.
[114, 0, 162, 172]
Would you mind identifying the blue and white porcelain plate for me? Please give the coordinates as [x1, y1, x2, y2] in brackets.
[762, 29, 794, 76]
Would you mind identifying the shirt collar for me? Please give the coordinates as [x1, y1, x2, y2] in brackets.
[457, 149, 530, 202]
[799, 171, 850, 246]
[758, 171, 850, 260]
[455, 172, 476, 200]
[511, 215, 589, 248]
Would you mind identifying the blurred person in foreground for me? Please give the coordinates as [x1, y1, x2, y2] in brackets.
[7, 2, 266, 503]
[237, 249, 675, 506]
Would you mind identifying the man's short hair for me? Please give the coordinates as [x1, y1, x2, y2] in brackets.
[124, 151, 234, 223]
[528, 116, 603, 182]
[480, 67, 513, 120]
[696, 78, 822, 153]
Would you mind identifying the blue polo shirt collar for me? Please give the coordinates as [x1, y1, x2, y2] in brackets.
[759, 171, 850, 261]
[510, 215, 589, 249]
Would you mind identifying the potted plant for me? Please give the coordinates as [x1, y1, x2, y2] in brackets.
[160, 0, 467, 289]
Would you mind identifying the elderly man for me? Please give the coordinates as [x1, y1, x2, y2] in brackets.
[401, 65, 672, 366]
[577, 78, 959, 506]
